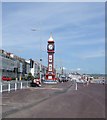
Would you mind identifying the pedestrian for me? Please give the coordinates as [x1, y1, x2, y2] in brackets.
[83, 78, 86, 87]
[75, 80, 78, 90]
[86, 77, 89, 86]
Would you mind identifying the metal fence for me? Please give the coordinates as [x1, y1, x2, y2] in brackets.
[0, 81, 31, 93]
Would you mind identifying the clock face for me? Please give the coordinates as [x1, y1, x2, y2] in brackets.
[48, 44, 53, 50]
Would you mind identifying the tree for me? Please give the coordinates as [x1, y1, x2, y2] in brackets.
[27, 73, 34, 80]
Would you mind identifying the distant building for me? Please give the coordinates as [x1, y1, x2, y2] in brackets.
[68, 72, 81, 80]
[30, 60, 47, 78]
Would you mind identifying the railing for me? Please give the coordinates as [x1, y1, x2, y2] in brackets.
[0, 80, 31, 93]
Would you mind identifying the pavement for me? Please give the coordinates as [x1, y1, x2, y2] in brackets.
[2, 81, 105, 118]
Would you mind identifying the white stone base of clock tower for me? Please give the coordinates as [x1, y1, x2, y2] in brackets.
[43, 80, 58, 84]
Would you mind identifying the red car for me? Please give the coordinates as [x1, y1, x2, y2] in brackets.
[2, 76, 12, 81]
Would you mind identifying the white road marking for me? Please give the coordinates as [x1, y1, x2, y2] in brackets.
[29, 87, 63, 90]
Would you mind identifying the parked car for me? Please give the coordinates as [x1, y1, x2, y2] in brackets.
[30, 78, 41, 87]
[99, 80, 105, 84]
[59, 75, 68, 82]
[2, 76, 12, 81]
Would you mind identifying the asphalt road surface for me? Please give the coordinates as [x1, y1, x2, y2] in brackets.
[2, 81, 105, 118]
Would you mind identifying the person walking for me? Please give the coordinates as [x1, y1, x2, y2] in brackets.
[86, 77, 89, 86]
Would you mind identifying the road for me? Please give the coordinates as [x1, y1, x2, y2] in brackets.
[2, 81, 105, 118]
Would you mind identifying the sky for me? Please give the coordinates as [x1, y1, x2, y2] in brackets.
[2, 2, 105, 74]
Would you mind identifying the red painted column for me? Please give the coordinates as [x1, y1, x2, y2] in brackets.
[46, 33, 55, 80]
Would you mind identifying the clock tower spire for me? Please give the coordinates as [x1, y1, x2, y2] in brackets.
[48, 32, 54, 42]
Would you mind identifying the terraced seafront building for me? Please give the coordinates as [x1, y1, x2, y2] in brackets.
[0, 49, 30, 79]
[0, 49, 47, 80]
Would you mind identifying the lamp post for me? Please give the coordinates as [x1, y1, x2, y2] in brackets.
[31, 28, 42, 83]
[40, 58, 42, 83]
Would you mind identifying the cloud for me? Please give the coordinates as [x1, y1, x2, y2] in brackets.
[69, 39, 104, 46]
[78, 50, 105, 59]
[77, 68, 81, 71]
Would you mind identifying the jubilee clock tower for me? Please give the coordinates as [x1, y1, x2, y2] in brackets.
[46, 33, 56, 81]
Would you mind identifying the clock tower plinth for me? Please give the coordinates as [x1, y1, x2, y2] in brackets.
[45, 33, 56, 83]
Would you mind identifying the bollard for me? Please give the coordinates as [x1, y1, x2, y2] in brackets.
[75, 82, 78, 90]
[15, 82, 17, 91]
[0, 84, 2, 93]
[8, 82, 10, 92]
[27, 81, 28, 88]
[21, 82, 22, 89]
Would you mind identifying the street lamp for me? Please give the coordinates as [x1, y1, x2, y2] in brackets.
[31, 28, 42, 83]
[40, 58, 42, 83]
